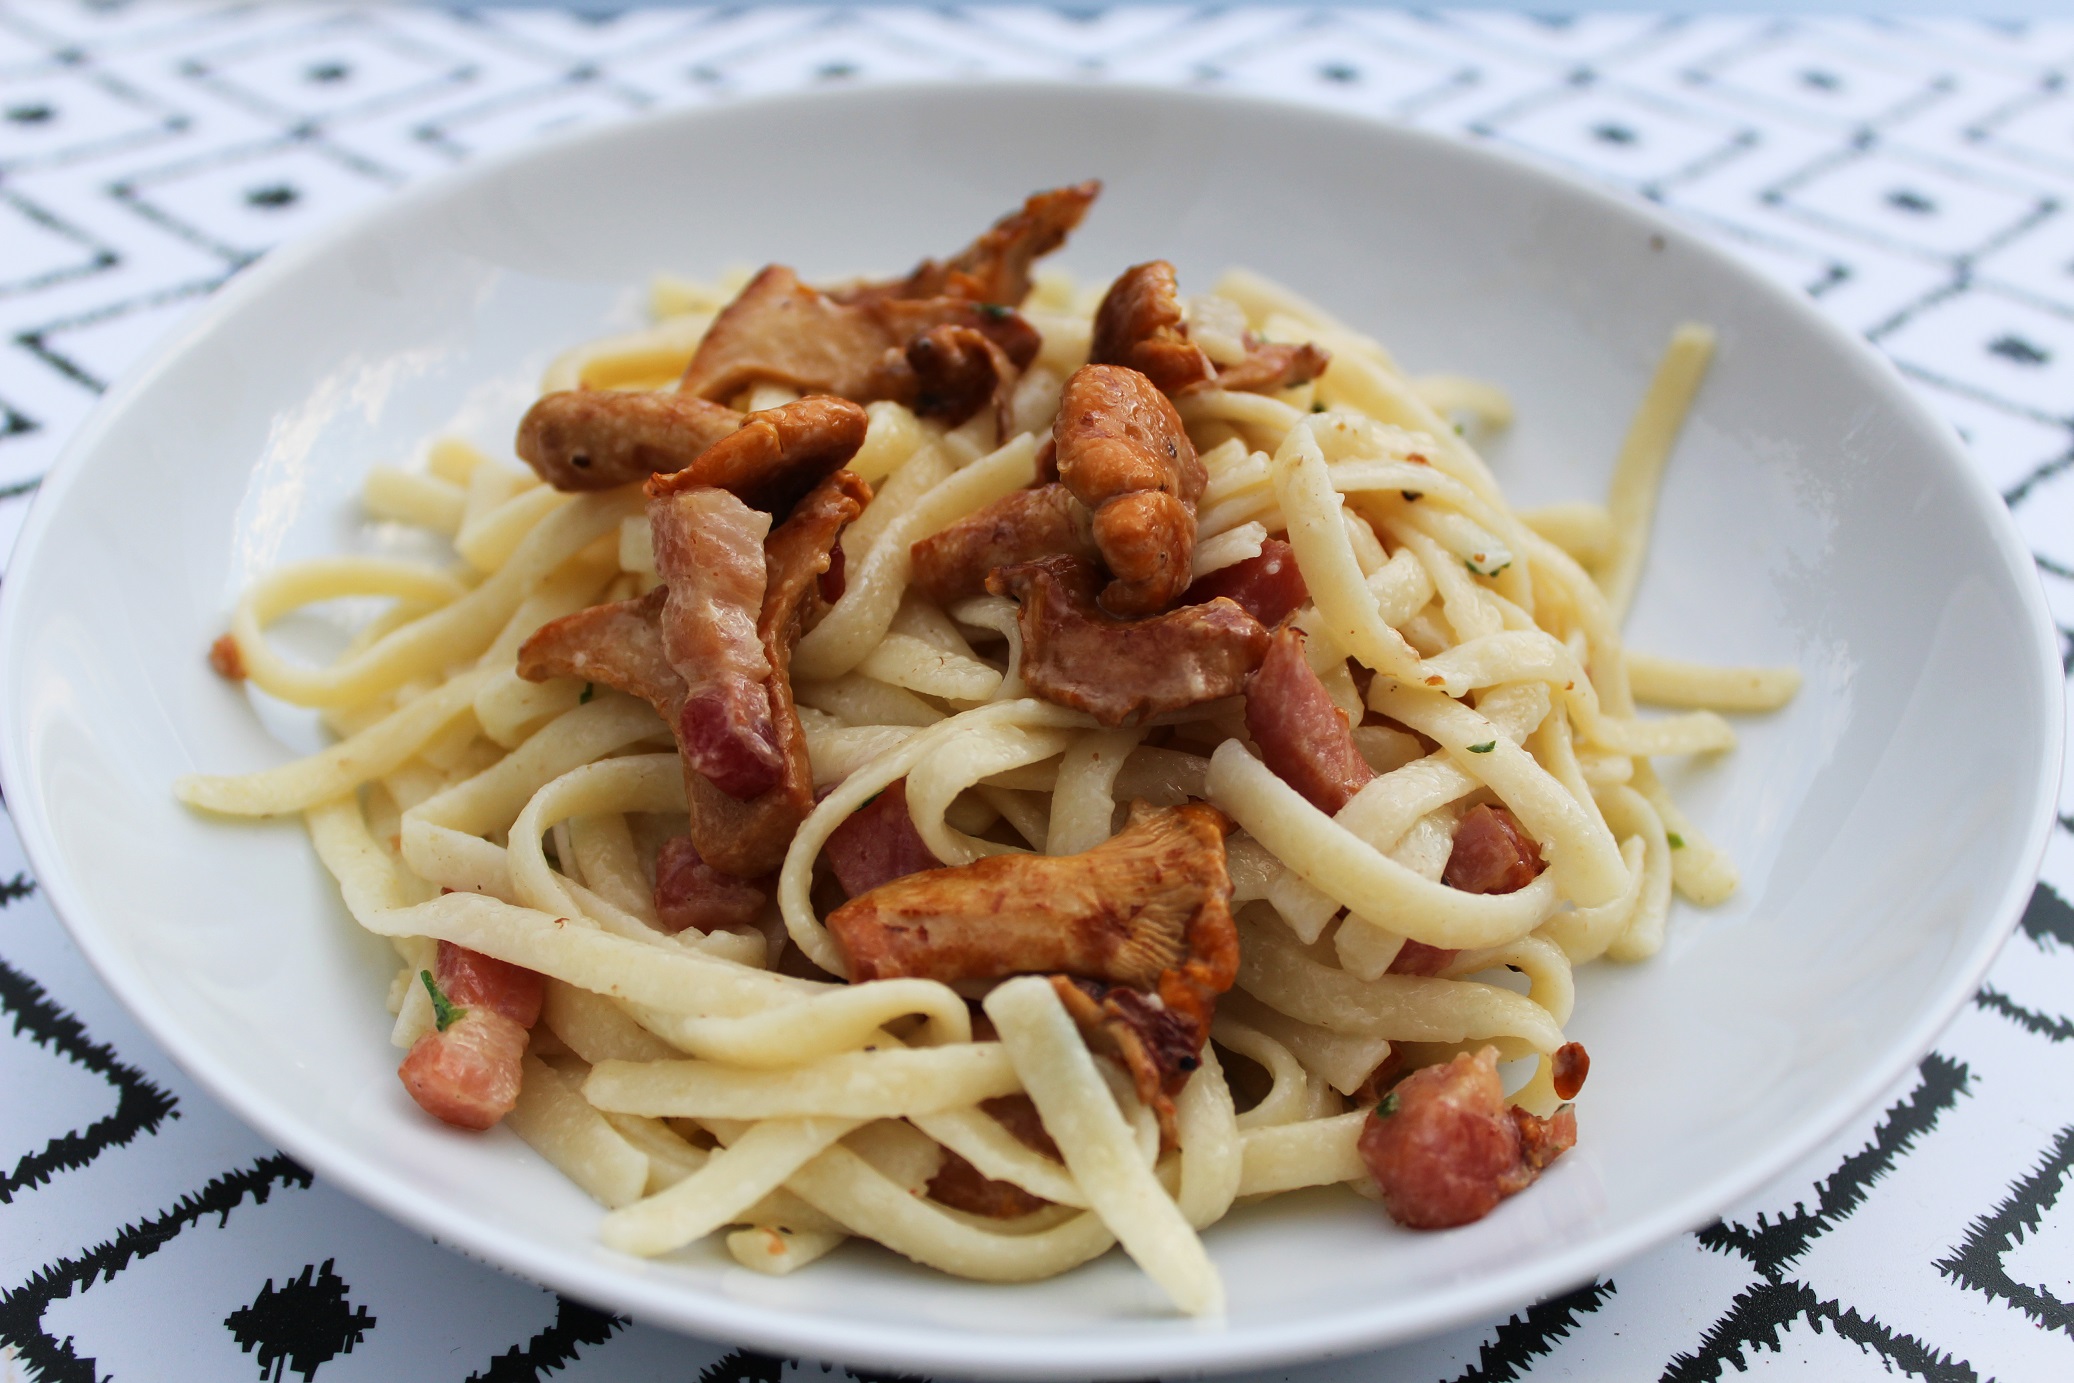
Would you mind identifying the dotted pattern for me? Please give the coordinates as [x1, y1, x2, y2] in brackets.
[2, 5, 2073, 1380]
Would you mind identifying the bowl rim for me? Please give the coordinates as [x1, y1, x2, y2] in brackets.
[1, 77, 2064, 1378]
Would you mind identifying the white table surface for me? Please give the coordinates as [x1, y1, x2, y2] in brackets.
[2, 4, 2072, 1380]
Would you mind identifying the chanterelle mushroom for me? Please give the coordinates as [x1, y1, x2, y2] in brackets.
[1053, 363, 1206, 616]
[827, 799, 1238, 1136]
[516, 390, 744, 492]
[1090, 260, 1331, 400]
[831, 180, 1101, 307]
[646, 394, 868, 516]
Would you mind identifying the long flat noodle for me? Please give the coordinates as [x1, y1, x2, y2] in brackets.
[1047, 728, 1144, 856]
[584, 1046, 1022, 1120]
[1174, 1045, 1241, 1230]
[638, 980, 972, 1067]
[792, 432, 1038, 682]
[909, 1107, 1089, 1207]
[1624, 651, 1801, 712]
[1413, 630, 1735, 755]
[1270, 424, 1424, 681]
[505, 1054, 650, 1209]
[1235, 1112, 1369, 1197]
[984, 976, 1225, 1317]
[905, 724, 1077, 866]
[400, 694, 665, 899]
[1365, 680, 1627, 907]
[1600, 324, 1716, 625]
[784, 1144, 1117, 1282]
[601, 1116, 860, 1256]
[506, 754, 682, 928]
[1235, 917, 1564, 1052]
[1207, 741, 1558, 949]
[305, 795, 435, 927]
[361, 892, 820, 1016]
[177, 667, 493, 816]
[233, 490, 639, 708]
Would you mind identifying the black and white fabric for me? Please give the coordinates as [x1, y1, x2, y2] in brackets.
[2, 4, 2072, 1379]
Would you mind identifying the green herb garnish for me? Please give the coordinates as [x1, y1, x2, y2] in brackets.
[1377, 1091, 1400, 1116]
[979, 303, 1013, 321]
[1468, 740, 1496, 754]
[1667, 832, 1686, 849]
[1402, 490, 1422, 502]
[420, 970, 465, 1033]
[579, 682, 595, 704]
[1311, 401, 1328, 413]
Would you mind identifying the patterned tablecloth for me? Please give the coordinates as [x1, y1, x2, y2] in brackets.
[2, 4, 2072, 1380]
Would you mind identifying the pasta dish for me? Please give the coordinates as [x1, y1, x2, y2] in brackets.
[179, 183, 1797, 1315]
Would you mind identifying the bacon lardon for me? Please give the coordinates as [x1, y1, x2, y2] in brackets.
[654, 835, 767, 933]
[821, 778, 941, 899]
[1357, 1046, 1576, 1229]
[1184, 537, 1310, 628]
[397, 942, 545, 1132]
[1243, 624, 1374, 816]
[518, 470, 868, 878]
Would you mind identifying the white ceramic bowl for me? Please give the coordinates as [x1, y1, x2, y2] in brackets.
[0, 83, 2061, 1379]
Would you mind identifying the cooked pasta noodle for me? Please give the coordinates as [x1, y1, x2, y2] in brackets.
[177, 198, 1794, 1315]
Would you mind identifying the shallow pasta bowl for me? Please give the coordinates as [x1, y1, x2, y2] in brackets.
[0, 82, 2061, 1378]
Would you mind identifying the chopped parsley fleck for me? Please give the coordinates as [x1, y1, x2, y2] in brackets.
[978, 303, 1013, 320]
[1667, 832, 1686, 849]
[1311, 401, 1328, 413]
[420, 970, 465, 1032]
[579, 682, 595, 704]
[1402, 490, 1422, 502]
[1453, 421, 1465, 435]
[1377, 1091, 1400, 1117]
[1467, 740, 1496, 754]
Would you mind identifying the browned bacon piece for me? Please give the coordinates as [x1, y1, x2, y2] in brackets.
[1054, 364, 1206, 615]
[517, 470, 868, 878]
[1244, 624, 1374, 816]
[397, 942, 545, 1132]
[988, 555, 1269, 728]
[647, 485, 781, 801]
[1183, 537, 1309, 628]
[654, 834, 767, 933]
[1552, 1041, 1590, 1102]
[830, 800, 1237, 1140]
[982, 1093, 1060, 1159]
[648, 394, 867, 517]
[515, 390, 743, 492]
[833, 181, 1101, 307]
[1090, 262, 1215, 396]
[822, 778, 941, 898]
[1357, 1046, 1577, 1230]
[908, 483, 1097, 607]
[1443, 804, 1546, 895]
[1387, 941, 1457, 977]
[677, 267, 1042, 429]
[208, 632, 245, 681]
[1090, 260, 1331, 399]
[683, 469, 870, 877]
[925, 1152, 1052, 1220]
